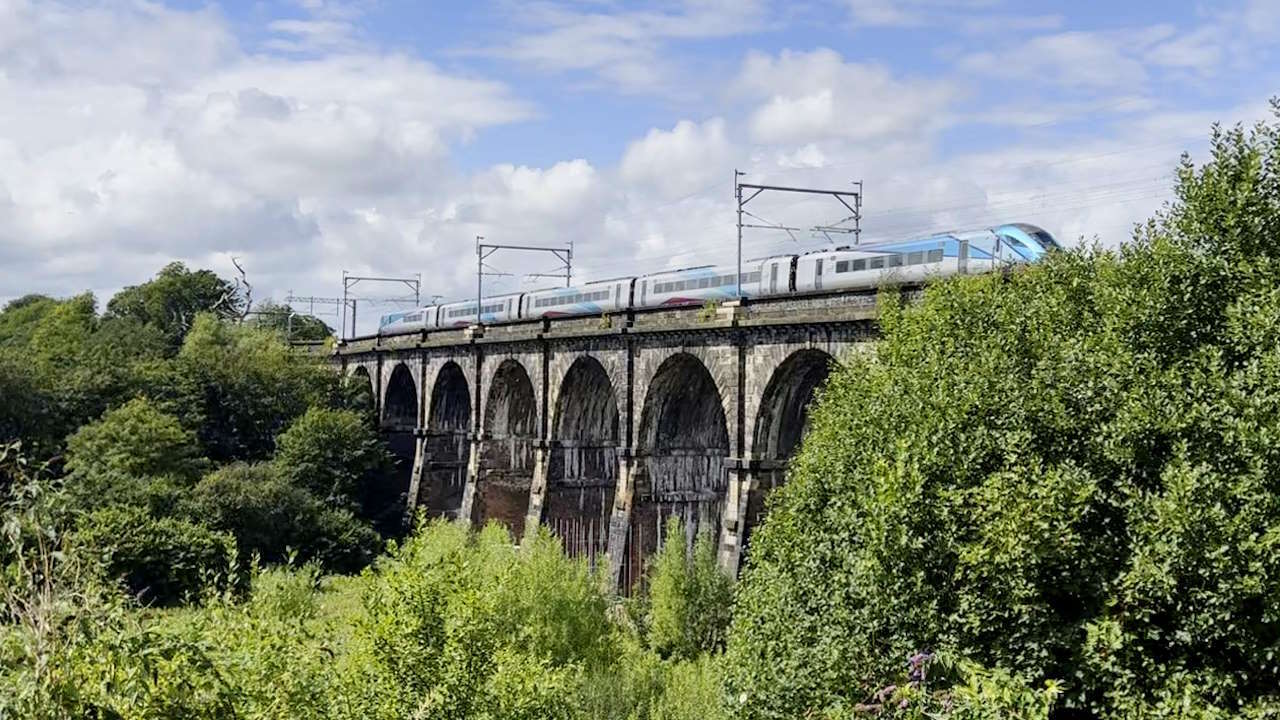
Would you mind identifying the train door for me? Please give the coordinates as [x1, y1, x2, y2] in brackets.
[815, 259, 824, 291]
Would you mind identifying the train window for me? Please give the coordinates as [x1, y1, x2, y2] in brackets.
[770, 264, 778, 293]
[836, 260, 848, 273]
[815, 259, 824, 290]
[888, 255, 904, 268]
[927, 249, 943, 263]
[907, 251, 924, 265]
[869, 257, 884, 270]
[750, 271, 761, 283]
[853, 259, 866, 271]
[641, 280, 647, 304]
[698, 278, 710, 289]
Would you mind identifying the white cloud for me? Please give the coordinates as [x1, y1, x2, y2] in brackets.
[736, 49, 955, 145]
[0, 1, 531, 310]
[468, 0, 771, 94]
[959, 30, 1151, 90]
[844, 0, 1060, 33]
[620, 119, 735, 199]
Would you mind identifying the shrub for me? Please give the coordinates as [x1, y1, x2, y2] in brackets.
[72, 504, 237, 606]
[65, 397, 207, 482]
[150, 314, 336, 462]
[725, 110, 1280, 718]
[336, 521, 615, 719]
[183, 463, 381, 573]
[646, 516, 734, 660]
[273, 406, 392, 509]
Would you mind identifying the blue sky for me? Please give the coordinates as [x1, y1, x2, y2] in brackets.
[1, 0, 1277, 331]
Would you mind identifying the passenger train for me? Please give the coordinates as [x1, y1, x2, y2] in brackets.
[377, 223, 1060, 335]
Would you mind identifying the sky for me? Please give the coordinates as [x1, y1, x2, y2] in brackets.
[2, 0, 1278, 333]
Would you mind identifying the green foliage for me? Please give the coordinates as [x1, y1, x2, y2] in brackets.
[0, 293, 167, 453]
[183, 463, 381, 573]
[0, 294, 59, 347]
[273, 406, 392, 508]
[339, 521, 615, 718]
[816, 653, 1060, 720]
[65, 397, 207, 482]
[106, 261, 243, 350]
[646, 516, 734, 660]
[646, 655, 730, 720]
[0, 355, 54, 449]
[151, 313, 337, 462]
[726, 107, 1280, 718]
[250, 300, 334, 342]
[72, 504, 238, 606]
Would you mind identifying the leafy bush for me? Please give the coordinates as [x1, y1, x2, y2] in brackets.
[336, 521, 615, 718]
[65, 397, 207, 482]
[646, 516, 734, 660]
[725, 110, 1280, 718]
[149, 313, 336, 462]
[72, 504, 237, 606]
[273, 406, 392, 509]
[183, 463, 381, 573]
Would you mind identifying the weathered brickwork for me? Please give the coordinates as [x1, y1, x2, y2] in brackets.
[336, 291, 885, 586]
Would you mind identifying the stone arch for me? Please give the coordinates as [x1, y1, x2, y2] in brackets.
[473, 359, 539, 538]
[753, 349, 835, 462]
[630, 343, 737, 451]
[741, 348, 836, 563]
[545, 356, 620, 563]
[624, 352, 730, 591]
[345, 364, 376, 419]
[382, 362, 418, 430]
[419, 361, 472, 520]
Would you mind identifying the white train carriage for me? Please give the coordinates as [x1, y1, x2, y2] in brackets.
[437, 293, 522, 328]
[378, 306, 436, 335]
[793, 224, 1060, 294]
[634, 262, 765, 309]
[521, 278, 633, 320]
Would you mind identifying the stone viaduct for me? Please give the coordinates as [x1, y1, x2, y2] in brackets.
[334, 289, 907, 589]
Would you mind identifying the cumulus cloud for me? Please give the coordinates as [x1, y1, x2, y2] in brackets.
[0, 1, 531, 311]
[0, 0, 1271, 335]
[620, 119, 735, 199]
[465, 0, 772, 94]
[736, 49, 955, 145]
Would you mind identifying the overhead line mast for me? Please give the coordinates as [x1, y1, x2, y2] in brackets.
[733, 174, 863, 300]
[474, 238, 572, 326]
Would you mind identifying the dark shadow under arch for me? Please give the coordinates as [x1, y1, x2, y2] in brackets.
[382, 363, 418, 430]
[545, 356, 620, 565]
[473, 359, 538, 539]
[624, 352, 729, 592]
[420, 361, 472, 520]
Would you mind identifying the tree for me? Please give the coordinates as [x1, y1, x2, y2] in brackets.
[65, 397, 207, 483]
[181, 463, 381, 573]
[725, 106, 1280, 719]
[645, 517, 734, 661]
[249, 301, 334, 343]
[149, 314, 336, 462]
[0, 294, 59, 348]
[273, 407, 394, 523]
[105, 262, 244, 350]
